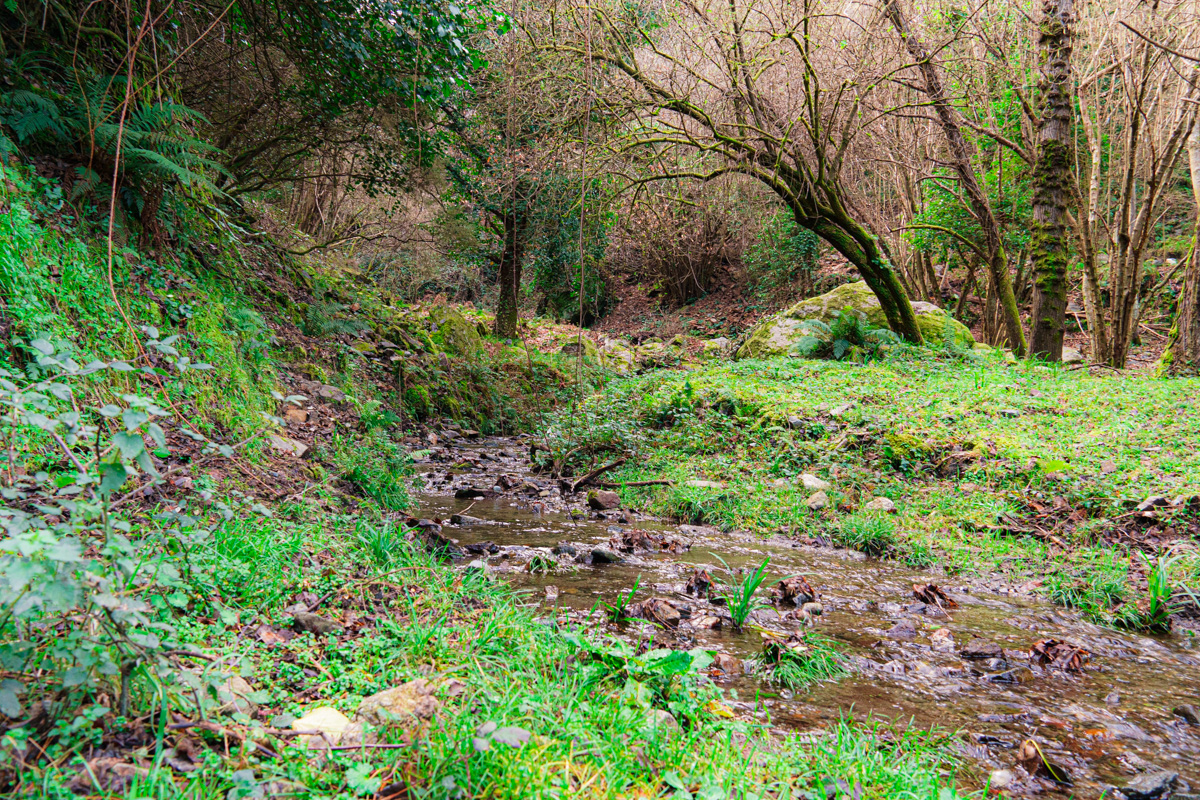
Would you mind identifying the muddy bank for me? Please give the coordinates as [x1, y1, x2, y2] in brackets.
[411, 435, 1200, 799]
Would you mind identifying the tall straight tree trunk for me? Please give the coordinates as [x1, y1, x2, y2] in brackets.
[884, 0, 1028, 356]
[493, 198, 528, 339]
[1162, 116, 1200, 373]
[1028, 0, 1075, 360]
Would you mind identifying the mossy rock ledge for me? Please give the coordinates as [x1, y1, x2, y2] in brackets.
[736, 281, 975, 359]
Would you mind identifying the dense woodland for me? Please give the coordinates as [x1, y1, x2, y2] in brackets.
[1, 0, 1199, 798]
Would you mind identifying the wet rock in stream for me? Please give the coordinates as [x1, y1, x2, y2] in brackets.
[1116, 770, 1179, 800]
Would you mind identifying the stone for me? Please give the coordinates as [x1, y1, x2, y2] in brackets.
[426, 305, 483, 357]
[291, 611, 343, 636]
[465, 559, 488, 573]
[587, 490, 621, 510]
[999, 408, 1022, 418]
[598, 340, 636, 375]
[450, 514, 485, 525]
[929, 628, 955, 653]
[886, 618, 918, 641]
[736, 281, 975, 359]
[685, 480, 726, 490]
[700, 337, 731, 360]
[989, 770, 1015, 790]
[1120, 771, 1178, 800]
[283, 407, 309, 426]
[1173, 704, 1200, 725]
[217, 676, 257, 716]
[1061, 346, 1084, 364]
[551, 543, 578, 556]
[267, 434, 309, 458]
[559, 338, 599, 360]
[712, 652, 743, 676]
[1101, 460, 1118, 474]
[315, 384, 346, 402]
[645, 709, 684, 738]
[291, 707, 353, 747]
[960, 638, 1003, 660]
[589, 547, 624, 564]
[355, 679, 439, 730]
[806, 491, 828, 511]
[863, 497, 896, 513]
[800, 473, 831, 491]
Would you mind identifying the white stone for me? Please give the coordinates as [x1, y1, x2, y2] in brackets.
[863, 497, 896, 513]
[800, 474, 831, 492]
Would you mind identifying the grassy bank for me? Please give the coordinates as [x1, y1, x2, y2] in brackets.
[543, 351, 1200, 629]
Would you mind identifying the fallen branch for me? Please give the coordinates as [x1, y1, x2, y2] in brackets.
[167, 720, 280, 759]
[595, 479, 676, 488]
[565, 458, 628, 493]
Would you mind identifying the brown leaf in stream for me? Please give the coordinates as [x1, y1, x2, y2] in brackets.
[1029, 639, 1089, 672]
[685, 568, 712, 597]
[912, 583, 958, 609]
[772, 575, 816, 606]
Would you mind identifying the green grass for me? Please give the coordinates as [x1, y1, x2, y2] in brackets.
[544, 351, 1200, 629]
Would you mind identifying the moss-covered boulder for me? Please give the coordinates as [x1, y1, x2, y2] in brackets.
[426, 305, 483, 357]
[599, 339, 636, 375]
[559, 337, 599, 361]
[736, 281, 974, 359]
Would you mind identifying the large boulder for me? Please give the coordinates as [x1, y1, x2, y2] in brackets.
[426, 305, 483, 357]
[736, 281, 974, 359]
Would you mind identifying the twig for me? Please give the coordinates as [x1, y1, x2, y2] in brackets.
[167, 721, 280, 759]
[595, 479, 676, 488]
[565, 457, 627, 492]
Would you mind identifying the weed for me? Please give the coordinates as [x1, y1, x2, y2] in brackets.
[713, 556, 770, 631]
[833, 513, 896, 557]
[758, 631, 846, 689]
[601, 575, 641, 622]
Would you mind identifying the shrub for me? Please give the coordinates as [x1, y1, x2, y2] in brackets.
[832, 513, 896, 557]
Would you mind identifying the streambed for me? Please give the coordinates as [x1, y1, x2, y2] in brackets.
[412, 435, 1200, 798]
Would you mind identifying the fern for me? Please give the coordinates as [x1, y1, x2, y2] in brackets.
[789, 308, 902, 362]
[303, 297, 370, 337]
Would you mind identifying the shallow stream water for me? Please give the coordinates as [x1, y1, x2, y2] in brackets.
[413, 436, 1200, 798]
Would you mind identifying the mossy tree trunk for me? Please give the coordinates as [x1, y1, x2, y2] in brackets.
[1161, 121, 1200, 374]
[493, 196, 529, 339]
[1028, 0, 1074, 361]
[884, 0, 1028, 357]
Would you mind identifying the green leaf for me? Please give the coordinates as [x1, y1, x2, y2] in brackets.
[112, 431, 145, 460]
[98, 463, 128, 497]
[29, 339, 53, 355]
[122, 408, 149, 432]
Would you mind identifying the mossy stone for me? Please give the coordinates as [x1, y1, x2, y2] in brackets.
[736, 281, 975, 359]
[427, 306, 483, 357]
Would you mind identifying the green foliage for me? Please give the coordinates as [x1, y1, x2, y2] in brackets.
[791, 308, 902, 362]
[758, 631, 845, 690]
[601, 575, 642, 622]
[712, 556, 770, 631]
[528, 175, 613, 325]
[303, 293, 371, 337]
[832, 513, 896, 557]
[743, 209, 820, 298]
[325, 430, 413, 510]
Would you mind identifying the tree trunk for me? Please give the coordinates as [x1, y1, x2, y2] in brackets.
[493, 199, 528, 339]
[1162, 116, 1200, 374]
[1028, 0, 1074, 360]
[884, 0, 1028, 356]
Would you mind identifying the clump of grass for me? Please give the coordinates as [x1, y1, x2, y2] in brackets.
[192, 516, 309, 608]
[714, 556, 770, 631]
[601, 575, 641, 622]
[758, 631, 846, 690]
[326, 429, 413, 510]
[904, 542, 938, 569]
[832, 513, 896, 557]
[355, 519, 409, 569]
[1044, 547, 1134, 625]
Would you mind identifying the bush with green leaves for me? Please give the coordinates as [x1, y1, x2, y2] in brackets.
[325, 429, 413, 510]
[832, 513, 897, 557]
[743, 209, 820, 298]
[0, 333, 277, 727]
[791, 308, 903, 363]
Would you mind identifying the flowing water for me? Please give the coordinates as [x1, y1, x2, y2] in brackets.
[413, 436, 1200, 798]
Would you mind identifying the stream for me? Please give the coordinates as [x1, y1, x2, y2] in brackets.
[411, 434, 1200, 798]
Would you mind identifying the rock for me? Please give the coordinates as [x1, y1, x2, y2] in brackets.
[1173, 704, 1200, 725]
[559, 338, 598, 360]
[712, 652, 743, 676]
[999, 408, 1022, 418]
[930, 628, 955, 653]
[450, 514, 485, 526]
[355, 679, 439, 730]
[886, 618, 918, 641]
[692, 615, 722, 630]
[283, 407, 309, 426]
[267, 434, 309, 458]
[700, 337, 731, 360]
[989, 769, 1015, 790]
[736, 281, 974, 359]
[463, 541, 500, 555]
[291, 611, 342, 636]
[1105, 691, 1120, 706]
[426, 305, 483, 357]
[799, 602, 823, 625]
[1101, 459, 1118, 474]
[1017, 739, 1072, 785]
[292, 707, 353, 747]
[544, 585, 559, 602]
[589, 547, 623, 564]
[1120, 771, 1178, 800]
[633, 597, 682, 628]
[587, 490, 621, 510]
[685, 480, 726, 490]
[217, 676, 257, 715]
[806, 491, 828, 511]
[863, 497, 896, 513]
[645, 709, 684, 738]
[465, 559, 488, 573]
[987, 667, 1034, 684]
[800, 473, 831, 492]
[1061, 346, 1084, 364]
[552, 543, 577, 556]
[1136, 496, 1170, 512]
[598, 340, 636, 375]
[960, 638, 1003, 660]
